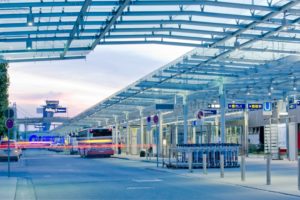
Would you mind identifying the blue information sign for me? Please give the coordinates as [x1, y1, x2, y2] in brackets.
[248, 104, 263, 110]
[155, 104, 174, 110]
[263, 102, 272, 111]
[192, 121, 197, 126]
[203, 109, 217, 115]
[228, 103, 246, 109]
[55, 107, 67, 113]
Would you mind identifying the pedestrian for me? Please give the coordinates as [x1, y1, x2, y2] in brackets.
[148, 145, 153, 160]
[118, 141, 121, 155]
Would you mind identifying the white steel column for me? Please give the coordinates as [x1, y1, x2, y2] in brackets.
[219, 84, 226, 143]
[124, 112, 130, 155]
[284, 96, 290, 160]
[139, 108, 144, 150]
[192, 126, 196, 143]
[243, 102, 249, 156]
[114, 115, 119, 146]
[114, 115, 119, 152]
[183, 95, 188, 144]
[175, 117, 178, 145]
[159, 112, 163, 156]
[13, 103, 17, 140]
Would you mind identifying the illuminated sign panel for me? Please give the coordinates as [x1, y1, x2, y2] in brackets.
[228, 103, 245, 109]
[44, 107, 67, 113]
[208, 103, 220, 109]
[248, 104, 263, 110]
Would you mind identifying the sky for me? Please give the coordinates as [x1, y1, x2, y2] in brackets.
[8, 44, 193, 119]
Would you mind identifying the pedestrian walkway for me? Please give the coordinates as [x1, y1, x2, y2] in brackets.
[113, 154, 300, 198]
[0, 177, 17, 200]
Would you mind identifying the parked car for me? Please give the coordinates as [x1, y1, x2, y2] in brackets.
[0, 140, 22, 161]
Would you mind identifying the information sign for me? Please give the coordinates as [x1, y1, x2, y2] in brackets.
[248, 104, 263, 110]
[5, 119, 14, 129]
[155, 104, 174, 110]
[228, 103, 246, 109]
[153, 115, 159, 124]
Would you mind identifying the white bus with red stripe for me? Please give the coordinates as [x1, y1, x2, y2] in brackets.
[77, 128, 114, 158]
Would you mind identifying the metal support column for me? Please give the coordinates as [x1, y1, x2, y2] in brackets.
[284, 97, 290, 160]
[159, 112, 163, 156]
[13, 103, 17, 140]
[243, 103, 249, 156]
[175, 118, 178, 145]
[183, 95, 188, 144]
[114, 115, 118, 152]
[124, 112, 130, 155]
[139, 108, 144, 150]
[219, 84, 226, 143]
[192, 126, 196, 144]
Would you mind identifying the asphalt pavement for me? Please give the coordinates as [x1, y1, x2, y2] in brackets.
[0, 150, 299, 200]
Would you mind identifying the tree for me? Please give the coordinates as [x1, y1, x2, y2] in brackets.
[0, 62, 9, 137]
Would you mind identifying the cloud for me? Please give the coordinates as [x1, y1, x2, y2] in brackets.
[8, 44, 193, 117]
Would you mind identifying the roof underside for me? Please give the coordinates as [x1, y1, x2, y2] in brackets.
[2, 0, 300, 132]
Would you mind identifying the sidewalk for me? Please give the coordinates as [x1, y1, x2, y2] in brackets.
[0, 177, 17, 200]
[112, 153, 166, 164]
[113, 154, 300, 197]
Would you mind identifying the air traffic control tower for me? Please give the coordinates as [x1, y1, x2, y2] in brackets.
[37, 100, 67, 131]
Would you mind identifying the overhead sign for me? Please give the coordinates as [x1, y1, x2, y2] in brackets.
[263, 102, 272, 111]
[55, 107, 67, 113]
[228, 103, 246, 109]
[203, 109, 217, 115]
[248, 104, 263, 110]
[155, 104, 174, 110]
[208, 103, 220, 109]
[263, 102, 272, 116]
[289, 104, 297, 110]
[44, 107, 67, 113]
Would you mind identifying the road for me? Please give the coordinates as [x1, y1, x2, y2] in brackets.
[0, 150, 299, 200]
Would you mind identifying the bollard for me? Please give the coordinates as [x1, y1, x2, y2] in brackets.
[220, 154, 224, 178]
[203, 154, 207, 175]
[298, 157, 300, 191]
[266, 154, 271, 185]
[188, 152, 193, 173]
[241, 155, 245, 181]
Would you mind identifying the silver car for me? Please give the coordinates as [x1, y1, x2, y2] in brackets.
[0, 140, 22, 161]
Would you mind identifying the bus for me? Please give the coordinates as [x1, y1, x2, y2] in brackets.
[77, 128, 114, 158]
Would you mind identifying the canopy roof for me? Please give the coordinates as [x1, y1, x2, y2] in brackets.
[2, 1, 300, 133]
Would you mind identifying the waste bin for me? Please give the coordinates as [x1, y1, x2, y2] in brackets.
[278, 148, 287, 160]
[140, 150, 146, 157]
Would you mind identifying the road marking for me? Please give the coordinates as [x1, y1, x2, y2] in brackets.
[126, 187, 154, 190]
[132, 178, 162, 183]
